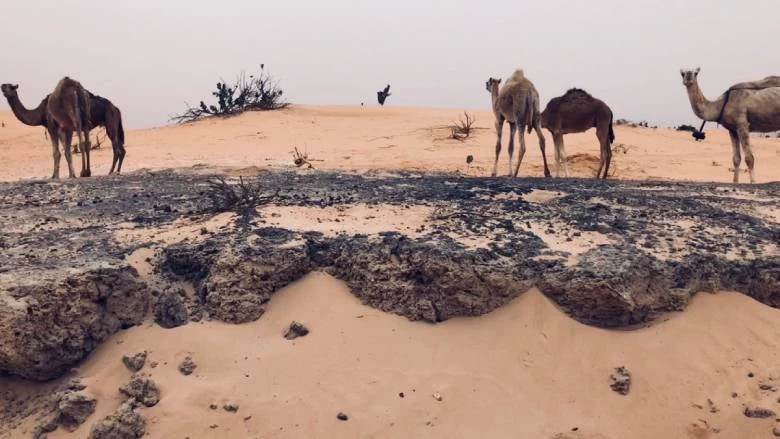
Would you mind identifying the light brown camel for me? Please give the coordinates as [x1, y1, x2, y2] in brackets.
[46, 77, 93, 178]
[681, 67, 780, 184]
[485, 69, 550, 178]
[540, 88, 615, 179]
[1, 84, 127, 175]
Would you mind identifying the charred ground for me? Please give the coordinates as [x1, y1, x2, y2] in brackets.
[0, 170, 778, 381]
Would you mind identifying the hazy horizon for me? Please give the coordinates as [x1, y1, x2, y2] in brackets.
[2, 0, 778, 129]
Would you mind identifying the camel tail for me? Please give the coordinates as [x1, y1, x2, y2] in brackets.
[608, 115, 615, 145]
[114, 106, 125, 146]
[525, 93, 536, 133]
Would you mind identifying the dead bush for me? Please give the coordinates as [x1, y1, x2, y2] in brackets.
[206, 176, 277, 213]
[171, 65, 288, 123]
[450, 111, 476, 141]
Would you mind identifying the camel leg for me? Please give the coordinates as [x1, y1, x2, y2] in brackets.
[77, 131, 86, 176]
[728, 129, 741, 183]
[114, 143, 126, 174]
[552, 133, 562, 178]
[534, 122, 551, 178]
[737, 126, 755, 184]
[109, 132, 119, 174]
[79, 129, 92, 178]
[109, 141, 118, 174]
[61, 130, 77, 179]
[491, 117, 504, 177]
[49, 127, 61, 179]
[507, 122, 517, 177]
[597, 125, 612, 179]
[514, 126, 527, 177]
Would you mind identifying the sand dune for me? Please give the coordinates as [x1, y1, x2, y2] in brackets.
[4, 273, 778, 438]
[1, 105, 779, 183]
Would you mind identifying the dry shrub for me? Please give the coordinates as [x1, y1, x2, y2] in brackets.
[450, 111, 476, 141]
[171, 65, 288, 123]
[206, 176, 277, 213]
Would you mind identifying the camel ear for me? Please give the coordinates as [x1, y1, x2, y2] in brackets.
[680, 69, 685, 77]
[694, 67, 700, 75]
[11, 84, 18, 90]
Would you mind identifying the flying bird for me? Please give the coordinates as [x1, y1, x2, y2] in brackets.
[377, 84, 391, 106]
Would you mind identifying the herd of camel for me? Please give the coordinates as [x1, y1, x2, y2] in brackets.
[487, 68, 780, 184]
[2, 68, 779, 184]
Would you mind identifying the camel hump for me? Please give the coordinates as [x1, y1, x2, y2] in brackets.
[563, 88, 593, 100]
[729, 76, 780, 91]
[507, 69, 526, 84]
[53, 76, 84, 94]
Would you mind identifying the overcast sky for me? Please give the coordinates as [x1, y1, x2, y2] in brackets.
[2, 0, 778, 129]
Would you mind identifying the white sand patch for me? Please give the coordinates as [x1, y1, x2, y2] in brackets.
[527, 220, 613, 265]
[113, 212, 236, 246]
[259, 203, 433, 237]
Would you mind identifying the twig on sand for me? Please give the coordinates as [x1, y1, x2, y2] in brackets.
[292, 147, 317, 169]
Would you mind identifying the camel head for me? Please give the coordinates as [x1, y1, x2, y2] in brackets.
[1, 83, 19, 99]
[485, 77, 501, 93]
[680, 67, 700, 87]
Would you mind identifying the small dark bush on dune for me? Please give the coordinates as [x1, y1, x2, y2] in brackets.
[171, 65, 288, 123]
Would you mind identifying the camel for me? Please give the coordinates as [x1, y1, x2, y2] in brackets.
[540, 88, 615, 179]
[681, 67, 780, 183]
[1, 83, 127, 176]
[485, 70, 550, 178]
[46, 77, 93, 178]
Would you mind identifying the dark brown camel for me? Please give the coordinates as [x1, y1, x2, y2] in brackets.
[1, 83, 127, 176]
[540, 88, 615, 179]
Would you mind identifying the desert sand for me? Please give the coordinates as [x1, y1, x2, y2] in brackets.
[0, 105, 778, 182]
[0, 106, 779, 439]
[3, 272, 779, 439]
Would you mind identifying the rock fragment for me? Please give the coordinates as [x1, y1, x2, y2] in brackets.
[122, 352, 147, 372]
[179, 356, 197, 376]
[610, 367, 631, 395]
[284, 321, 309, 340]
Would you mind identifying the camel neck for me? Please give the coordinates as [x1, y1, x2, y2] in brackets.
[685, 82, 724, 122]
[490, 89, 500, 114]
[5, 95, 47, 127]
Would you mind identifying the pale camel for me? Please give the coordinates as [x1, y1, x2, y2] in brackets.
[681, 67, 780, 184]
[1, 82, 126, 176]
[485, 69, 550, 178]
[540, 88, 615, 179]
[46, 77, 92, 178]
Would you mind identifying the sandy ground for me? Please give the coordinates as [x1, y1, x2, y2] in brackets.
[1, 106, 779, 438]
[4, 273, 779, 439]
[1, 105, 779, 183]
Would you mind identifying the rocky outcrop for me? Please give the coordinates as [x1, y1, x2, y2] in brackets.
[0, 265, 148, 381]
[154, 289, 189, 329]
[89, 399, 146, 439]
[119, 375, 161, 407]
[28, 379, 96, 438]
[0, 170, 777, 382]
[200, 228, 312, 323]
[322, 233, 540, 322]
